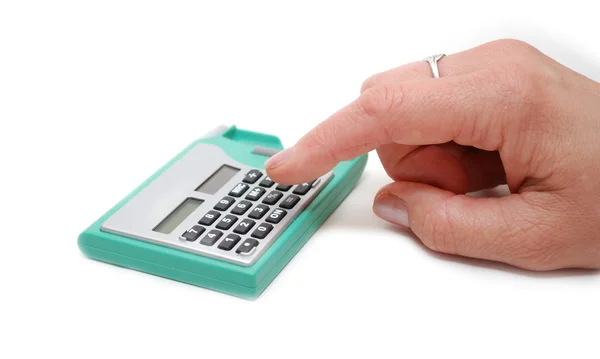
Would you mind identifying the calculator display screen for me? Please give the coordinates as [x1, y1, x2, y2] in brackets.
[153, 198, 204, 234]
[195, 164, 240, 194]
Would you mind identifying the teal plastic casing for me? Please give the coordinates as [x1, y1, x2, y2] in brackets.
[77, 125, 368, 299]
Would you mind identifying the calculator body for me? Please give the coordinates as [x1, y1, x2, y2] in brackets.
[77, 125, 368, 299]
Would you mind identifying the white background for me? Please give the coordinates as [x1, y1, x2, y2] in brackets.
[1, 1, 599, 358]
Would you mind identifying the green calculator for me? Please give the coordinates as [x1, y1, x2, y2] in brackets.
[78, 125, 368, 299]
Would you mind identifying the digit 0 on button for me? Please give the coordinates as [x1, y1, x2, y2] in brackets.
[251, 223, 273, 239]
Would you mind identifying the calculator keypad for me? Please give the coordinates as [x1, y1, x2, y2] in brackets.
[177, 165, 332, 266]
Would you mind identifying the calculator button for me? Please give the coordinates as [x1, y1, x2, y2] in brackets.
[280, 195, 300, 209]
[245, 187, 266, 201]
[292, 181, 315, 195]
[198, 210, 221, 225]
[215, 214, 238, 230]
[236, 238, 259, 255]
[218, 234, 241, 251]
[262, 191, 283, 205]
[243, 169, 263, 184]
[180, 225, 205, 242]
[214, 196, 235, 211]
[251, 223, 273, 239]
[259, 176, 275, 188]
[231, 200, 252, 215]
[275, 184, 292, 191]
[233, 218, 256, 235]
[266, 208, 287, 224]
[248, 204, 269, 219]
[229, 183, 250, 197]
[200, 229, 223, 246]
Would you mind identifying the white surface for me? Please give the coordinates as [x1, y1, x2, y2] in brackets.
[1, 1, 599, 358]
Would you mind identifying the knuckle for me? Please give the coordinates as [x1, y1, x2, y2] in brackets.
[485, 38, 541, 57]
[356, 84, 397, 122]
[488, 63, 556, 122]
[360, 74, 379, 93]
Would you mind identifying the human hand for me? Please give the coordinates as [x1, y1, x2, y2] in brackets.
[264, 39, 600, 271]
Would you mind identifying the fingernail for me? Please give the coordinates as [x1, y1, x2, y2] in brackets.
[373, 195, 409, 227]
[265, 147, 293, 169]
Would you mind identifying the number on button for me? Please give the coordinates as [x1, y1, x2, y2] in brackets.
[234, 218, 256, 234]
[216, 214, 238, 230]
[231, 200, 252, 215]
[251, 223, 273, 239]
[248, 204, 269, 219]
[199, 210, 221, 225]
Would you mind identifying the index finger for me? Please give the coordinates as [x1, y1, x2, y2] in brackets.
[264, 69, 517, 185]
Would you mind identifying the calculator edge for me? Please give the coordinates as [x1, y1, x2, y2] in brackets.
[77, 126, 368, 299]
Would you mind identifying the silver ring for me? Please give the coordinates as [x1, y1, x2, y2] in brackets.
[422, 54, 445, 78]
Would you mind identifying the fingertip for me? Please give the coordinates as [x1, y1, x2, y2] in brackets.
[264, 147, 294, 171]
[373, 192, 410, 228]
[264, 147, 298, 185]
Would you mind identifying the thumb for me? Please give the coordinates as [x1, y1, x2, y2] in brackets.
[373, 181, 561, 271]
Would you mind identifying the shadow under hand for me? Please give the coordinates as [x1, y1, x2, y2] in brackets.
[390, 223, 600, 279]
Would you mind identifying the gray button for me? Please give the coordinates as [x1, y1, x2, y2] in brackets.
[252, 146, 281, 157]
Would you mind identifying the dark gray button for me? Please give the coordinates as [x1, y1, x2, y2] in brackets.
[198, 210, 221, 225]
[231, 200, 252, 215]
[280, 195, 300, 209]
[251, 146, 280, 157]
[180, 225, 205, 242]
[236, 238, 259, 255]
[245, 187, 266, 201]
[233, 218, 256, 235]
[262, 191, 283, 205]
[243, 169, 263, 184]
[229, 183, 250, 197]
[266, 208, 287, 224]
[200, 229, 223, 246]
[216, 214, 238, 230]
[248, 204, 269, 219]
[275, 183, 292, 191]
[292, 181, 315, 195]
[259, 176, 275, 188]
[214, 196, 235, 211]
[251, 223, 273, 239]
[218, 234, 241, 251]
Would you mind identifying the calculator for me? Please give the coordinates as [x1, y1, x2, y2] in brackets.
[78, 125, 368, 299]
